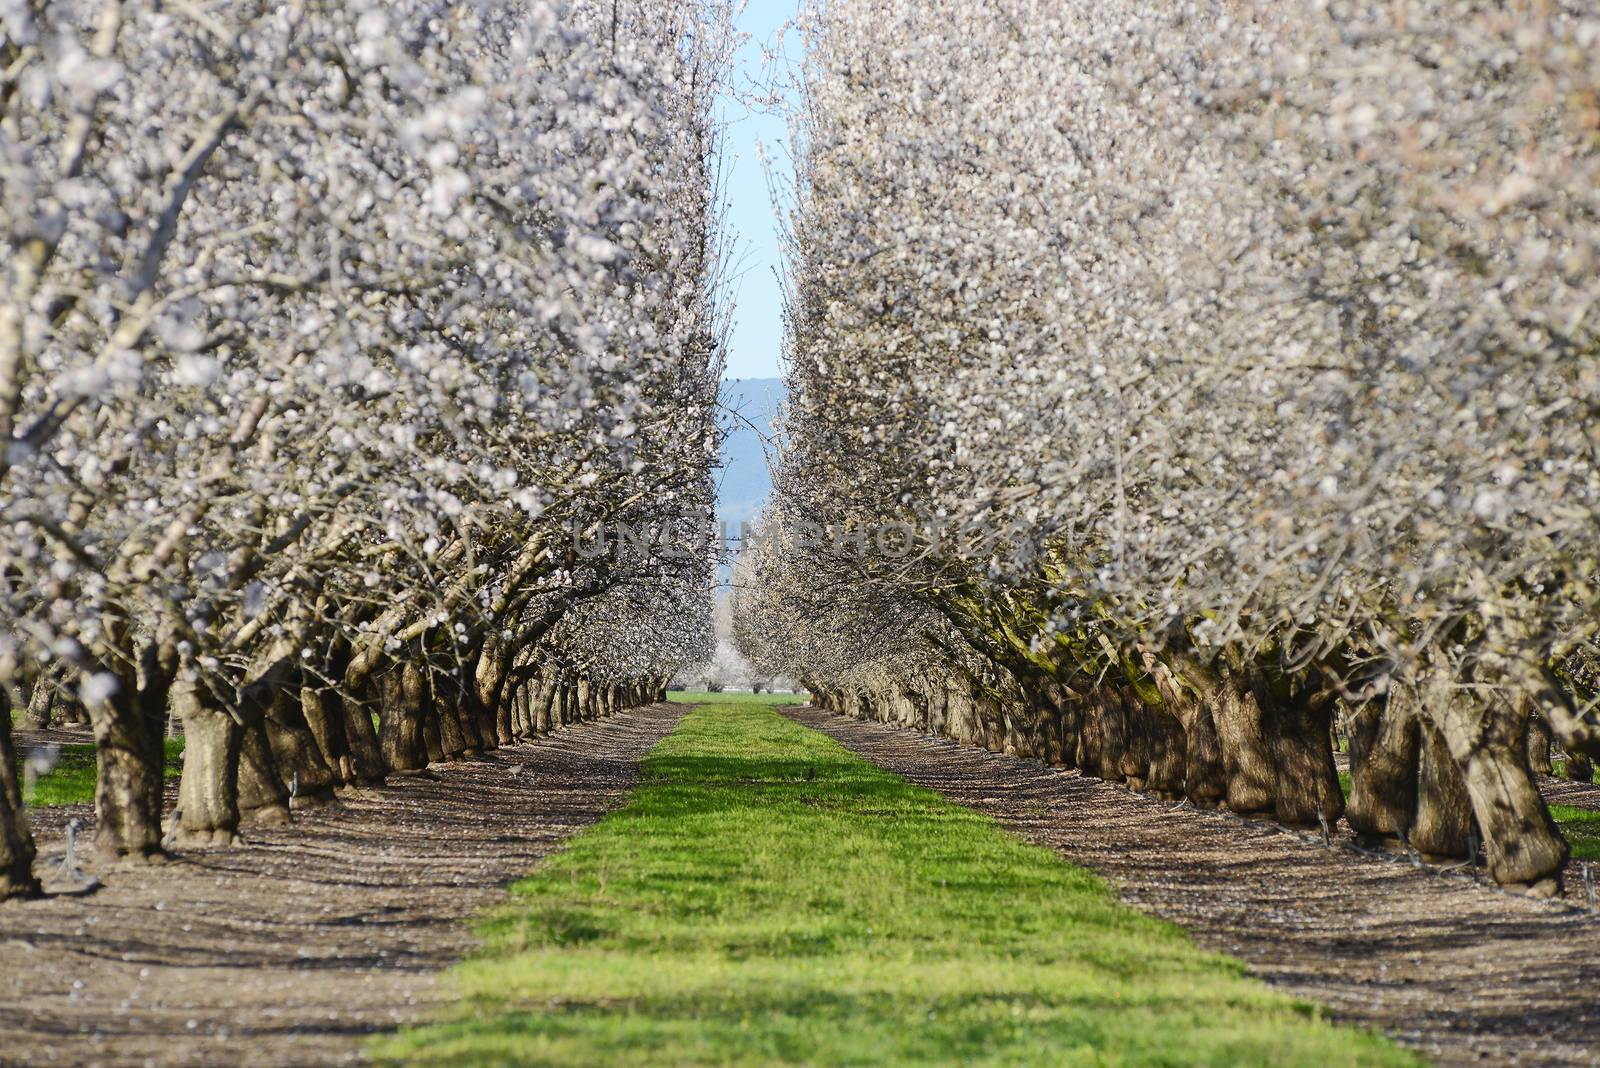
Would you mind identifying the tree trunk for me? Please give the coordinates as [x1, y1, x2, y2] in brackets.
[264, 688, 338, 809]
[1212, 670, 1274, 815]
[433, 670, 469, 759]
[0, 690, 41, 899]
[1432, 691, 1567, 895]
[533, 672, 557, 735]
[1117, 689, 1150, 789]
[433, 668, 480, 756]
[173, 676, 244, 847]
[1566, 752, 1594, 784]
[301, 686, 354, 785]
[1143, 701, 1188, 799]
[561, 681, 578, 727]
[1410, 720, 1473, 860]
[1179, 689, 1227, 807]
[377, 662, 428, 773]
[1346, 693, 1420, 844]
[88, 657, 171, 863]
[1527, 713, 1553, 777]
[1252, 679, 1344, 828]
[1076, 691, 1105, 776]
[575, 678, 592, 725]
[25, 666, 60, 729]
[237, 718, 291, 827]
[336, 683, 386, 785]
[472, 639, 510, 751]
[421, 707, 446, 764]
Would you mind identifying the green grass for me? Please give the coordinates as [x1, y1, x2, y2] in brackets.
[667, 690, 806, 707]
[375, 699, 1412, 1067]
[1550, 805, 1600, 862]
[17, 739, 184, 807]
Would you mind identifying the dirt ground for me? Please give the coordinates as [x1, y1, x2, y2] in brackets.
[788, 706, 1600, 1068]
[0, 704, 684, 1068]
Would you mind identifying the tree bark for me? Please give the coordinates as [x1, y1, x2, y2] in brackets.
[561, 680, 578, 727]
[1346, 693, 1420, 844]
[1179, 689, 1228, 807]
[88, 652, 172, 863]
[1116, 689, 1149, 789]
[1251, 677, 1344, 828]
[1076, 691, 1106, 776]
[173, 676, 243, 847]
[1527, 712, 1553, 777]
[432, 668, 480, 756]
[582, 679, 597, 722]
[1411, 720, 1473, 860]
[25, 665, 60, 729]
[301, 685, 354, 785]
[1212, 669, 1274, 815]
[1432, 690, 1567, 894]
[471, 638, 509, 750]
[419, 674, 446, 765]
[336, 683, 386, 785]
[1142, 700, 1187, 799]
[433, 669, 469, 758]
[0, 689, 41, 899]
[264, 687, 337, 809]
[237, 718, 291, 827]
[377, 662, 428, 773]
[533, 671, 557, 734]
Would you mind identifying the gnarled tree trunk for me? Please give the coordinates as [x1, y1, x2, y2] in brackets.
[264, 687, 338, 809]
[0, 689, 40, 899]
[237, 718, 291, 827]
[25, 664, 62, 729]
[1346, 693, 1420, 845]
[89, 648, 173, 863]
[1178, 686, 1228, 807]
[301, 685, 354, 785]
[377, 662, 428, 773]
[1251, 678, 1343, 829]
[173, 676, 244, 847]
[1212, 669, 1274, 815]
[1527, 712, 1553, 777]
[1431, 688, 1567, 895]
[1411, 720, 1474, 860]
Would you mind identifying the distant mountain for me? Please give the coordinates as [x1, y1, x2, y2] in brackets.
[717, 377, 786, 536]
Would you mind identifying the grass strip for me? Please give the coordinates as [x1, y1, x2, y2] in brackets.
[376, 695, 1412, 1067]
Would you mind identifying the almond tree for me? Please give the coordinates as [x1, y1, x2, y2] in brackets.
[738, 0, 1598, 893]
[0, 0, 731, 897]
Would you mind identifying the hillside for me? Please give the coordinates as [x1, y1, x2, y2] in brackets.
[717, 377, 786, 534]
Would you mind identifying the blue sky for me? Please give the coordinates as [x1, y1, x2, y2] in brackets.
[717, 1, 801, 381]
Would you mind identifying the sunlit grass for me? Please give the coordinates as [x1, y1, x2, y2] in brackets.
[16, 739, 184, 807]
[667, 690, 806, 706]
[376, 699, 1411, 1067]
[1550, 805, 1600, 863]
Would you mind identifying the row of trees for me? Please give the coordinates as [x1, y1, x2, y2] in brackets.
[0, 0, 732, 899]
[735, 0, 1600, 894]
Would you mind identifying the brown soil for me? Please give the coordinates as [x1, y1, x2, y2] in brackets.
[1542, 776, 1600, 811]
[0, 704, 684, 1068]
[13, 727, 97, 749]
[789, 706, 1600, 1068]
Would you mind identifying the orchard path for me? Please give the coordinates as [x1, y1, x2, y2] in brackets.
[789, 706, 1600, 1068]
[0, 704, 685, 1068]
